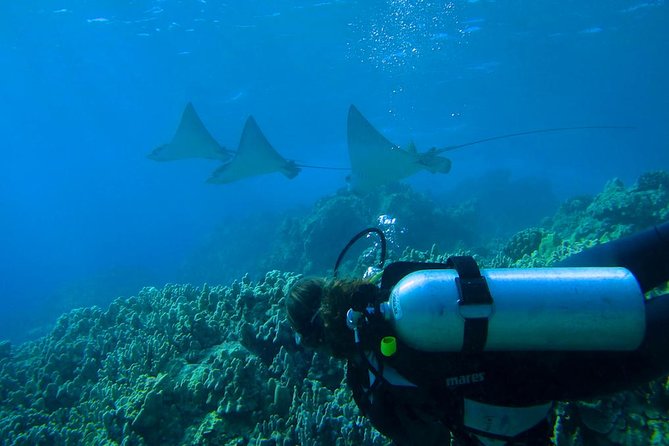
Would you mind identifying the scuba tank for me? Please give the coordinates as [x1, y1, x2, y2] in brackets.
[381, 266, 646, 352]
[333, 228, 646, 353]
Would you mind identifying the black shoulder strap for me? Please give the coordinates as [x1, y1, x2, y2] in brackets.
[446, 256, 493, 354]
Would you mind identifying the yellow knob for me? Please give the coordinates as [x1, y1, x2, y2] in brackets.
[380, 336, 397, 357]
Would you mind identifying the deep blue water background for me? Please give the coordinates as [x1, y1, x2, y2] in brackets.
[1, 0, 668, 343]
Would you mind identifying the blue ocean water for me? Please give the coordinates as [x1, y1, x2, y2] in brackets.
[1, 0, 667, 343]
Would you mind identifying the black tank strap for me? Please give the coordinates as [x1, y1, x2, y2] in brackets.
[446, 256, 493, 354]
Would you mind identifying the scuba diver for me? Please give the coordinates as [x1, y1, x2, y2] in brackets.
[285, 221, 669, 446]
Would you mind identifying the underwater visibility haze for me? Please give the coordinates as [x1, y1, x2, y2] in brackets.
[2, 0, 668, 340]
[1, 1, 669, 442]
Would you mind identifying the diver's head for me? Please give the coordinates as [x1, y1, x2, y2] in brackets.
[287, 277, 373, 358]
[286, 277, 326, 348]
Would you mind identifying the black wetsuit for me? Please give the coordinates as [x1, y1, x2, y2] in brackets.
[346, 222, 669, 446]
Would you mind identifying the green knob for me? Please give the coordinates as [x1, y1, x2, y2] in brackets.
[380, 336, 397, 357]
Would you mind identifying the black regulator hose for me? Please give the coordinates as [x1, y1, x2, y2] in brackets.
[333, 228, 387, 279]
[556, 221, 669, 293]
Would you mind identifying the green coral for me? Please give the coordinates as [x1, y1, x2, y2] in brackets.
[547, 172, 669, 247]
[0, 272, 389, 445]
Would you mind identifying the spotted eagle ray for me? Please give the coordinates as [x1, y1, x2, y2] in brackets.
[347, 105, 452, 191]
[147, 103, 232, 161]
[346, 105, 631, 192]
[207, 116, 301, 184]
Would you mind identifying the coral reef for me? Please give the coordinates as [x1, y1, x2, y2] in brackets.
[1, 171, 668, 445]
[182, 178, 528, 282]
[484, 171, 668, 269]
[546, 171, 669, 254]
[0, 273, 389, 445]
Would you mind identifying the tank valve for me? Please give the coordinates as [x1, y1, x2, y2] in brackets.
[346, 308, 364, 343]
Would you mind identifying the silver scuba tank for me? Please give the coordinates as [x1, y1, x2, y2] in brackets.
[381, 267, 646, 352]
